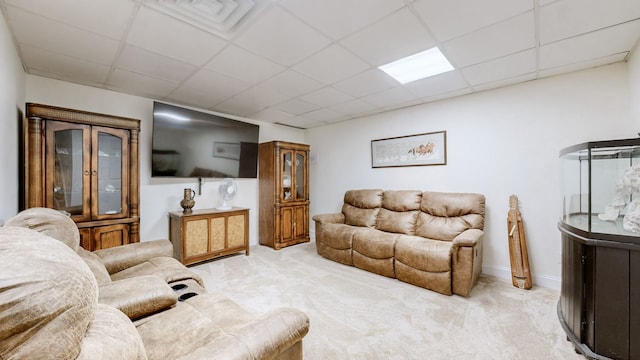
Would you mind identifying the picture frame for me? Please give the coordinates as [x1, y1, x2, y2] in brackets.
[371, 131, 447, 168]
[213, 142, 241, 160]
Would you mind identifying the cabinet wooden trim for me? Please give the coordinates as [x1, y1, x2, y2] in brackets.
[169, 207, 249, 266]
[22, 103, 140, 250]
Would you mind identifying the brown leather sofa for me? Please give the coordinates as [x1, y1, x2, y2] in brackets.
[1, 208, 309, 359]
[312, 189, 485, 296]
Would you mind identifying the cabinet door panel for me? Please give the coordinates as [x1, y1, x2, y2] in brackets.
[281, 207, 293, 241]
[228, 214, 246, 248]
[185, 219, 208, 257]
[45, 121, 91, 222]
[294, 205, 306, 239]
[92, 126, 129, 220]
[93, 224, 129, 250]
[210, 217, 226, 252]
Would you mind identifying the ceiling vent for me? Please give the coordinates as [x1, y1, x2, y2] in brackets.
[141, 0, 260, 38]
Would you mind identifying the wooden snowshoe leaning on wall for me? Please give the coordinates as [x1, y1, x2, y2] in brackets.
[507, 195, 532, 289]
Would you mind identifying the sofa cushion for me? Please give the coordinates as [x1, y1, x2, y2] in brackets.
[416, 192, 485, 241]
[394, 235, 452, 272]
[376, 208, 419, 235]
[342, 189, 383, 227]
[77, 247, 113, 285]
[381, 190, 422, 211]
[352, 227, 398, 259]
[318, 223, 359, 250]
[0, 226, 96, 359]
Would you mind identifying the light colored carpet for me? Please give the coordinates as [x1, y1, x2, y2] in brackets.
[190, 242, 582, 360]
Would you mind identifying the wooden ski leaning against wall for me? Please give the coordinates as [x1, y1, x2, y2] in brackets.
[507, 194, 532, 289]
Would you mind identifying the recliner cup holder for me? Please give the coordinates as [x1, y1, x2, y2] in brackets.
[178, 292, 198, 302]
[171, 283, 187, 291]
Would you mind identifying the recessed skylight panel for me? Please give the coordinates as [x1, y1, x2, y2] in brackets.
[379, 47, 454, 84]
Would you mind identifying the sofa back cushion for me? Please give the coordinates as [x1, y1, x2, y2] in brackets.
[342, 189, 383, 227]
[0, 226, 96, 359]
[5, 207, 80, 251]
[415, 192, 485, 241]
[376, 190, 422, 235]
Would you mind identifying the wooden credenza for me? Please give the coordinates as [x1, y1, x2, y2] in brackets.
[169, 207, 249, 266]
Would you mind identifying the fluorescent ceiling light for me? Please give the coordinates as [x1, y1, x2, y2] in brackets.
[379, 47, 454, 84]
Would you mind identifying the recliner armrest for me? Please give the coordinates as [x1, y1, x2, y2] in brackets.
[98, 275, 177, 320]
[452, 229, 484, 248]
[93, 239, 174, 274]
[312, 213, 345, 224]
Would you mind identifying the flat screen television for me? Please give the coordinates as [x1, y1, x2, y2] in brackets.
[151, 102, 259, 178]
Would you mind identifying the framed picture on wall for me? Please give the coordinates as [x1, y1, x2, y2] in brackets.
[371, 131, 447, 168]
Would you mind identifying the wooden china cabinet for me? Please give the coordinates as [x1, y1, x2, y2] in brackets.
[258, 141, 310, 249]
[22, 103, 140, 251]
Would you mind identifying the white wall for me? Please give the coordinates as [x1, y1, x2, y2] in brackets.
[306, 63, 634, 289]
[0, 11, 25, 224]
[25, 75, 305, 244]
[629, 43, 640, 129]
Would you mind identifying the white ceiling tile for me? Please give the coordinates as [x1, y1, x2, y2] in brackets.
[362, 87, 419, 108]
[117, 45, 197, 83]
[21, 45, 111, 84]
[540, 20, 640, 70]
[539, 53, 629, 79]
[539, 0, 640, 45]
[259, 70, 325, 97]
[5, 0, 136, 39]
[340, 8, 437, 66]
[461, 49, 536, 86]
[205, 45, 285, 83]
[442, 11, 535, 68]
[329, 98, 381, 116]
[421, 88, 472, 103]
[6, 5, 120, 65]
[299, 87, 354, 107]
[471, 73, 537, 93]
[173, 68, 252, 105]
[249, 108, 294, 123]
[303, 108, 347, 122]
[333, 68, 399, 97]
[271, 99, 319, 115]
[404, 71, 468, 98]
[107, 69, 177, 98]
[233, 6, 331, 66]
[293, 44, 371, 84]
[215, 85, 290, 116]
[165, 87, 223, 110]
[412, 0, 532, 42]
[279, 0, 405, 40]
[127, 7, 227, 66]
[276, 116, 326, 129]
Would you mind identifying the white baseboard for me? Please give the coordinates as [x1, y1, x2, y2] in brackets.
[482, 265, 561, 291]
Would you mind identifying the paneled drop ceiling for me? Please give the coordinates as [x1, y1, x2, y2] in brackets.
[2, 0, 640, 129]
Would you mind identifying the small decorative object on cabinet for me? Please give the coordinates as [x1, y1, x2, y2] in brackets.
[22, 103, 140, 251]
[180, 188, 196, 214]
[558, 138, 640, 360]
[258, 141, 310, 249]
[169, 207, 249, 266]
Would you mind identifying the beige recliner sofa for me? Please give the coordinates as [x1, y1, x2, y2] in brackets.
[1, 208, 309, 359]
[312, 189, 485, 297]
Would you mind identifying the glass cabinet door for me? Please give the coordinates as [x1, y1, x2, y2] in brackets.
[281, 150, 293, 201]
[92, 126, 129, 219]
[295, 151, 306, 200]
[46, 121, 91, 221]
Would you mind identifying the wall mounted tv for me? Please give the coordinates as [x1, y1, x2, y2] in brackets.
[151, 102, 259, 178]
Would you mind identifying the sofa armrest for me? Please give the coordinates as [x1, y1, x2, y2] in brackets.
[312, 213, 345, 224]
[93, 239, 174, 274]
[98, 275, 177, 320]
[452, 229, 484, 248]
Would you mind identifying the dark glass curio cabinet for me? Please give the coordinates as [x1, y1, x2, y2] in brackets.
[22, 103, 140, 251]
[558, 138, 640, 360]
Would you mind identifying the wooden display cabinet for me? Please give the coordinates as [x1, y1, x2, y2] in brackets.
[22, 103, 140, 250]
[169, 207, 249, 266]
[258, 141, 310, 249]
